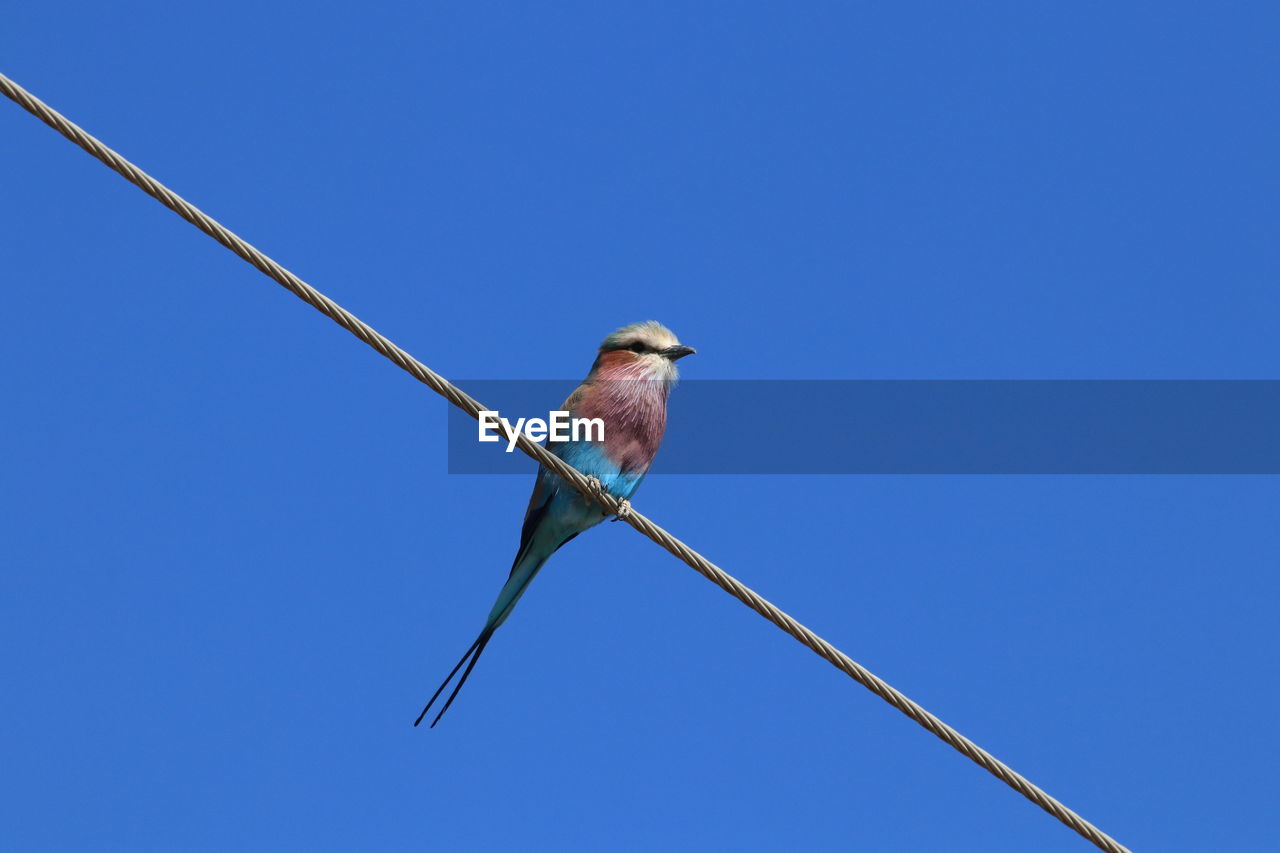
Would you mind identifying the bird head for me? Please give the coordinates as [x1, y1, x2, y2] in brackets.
[593, 321, 695, 383]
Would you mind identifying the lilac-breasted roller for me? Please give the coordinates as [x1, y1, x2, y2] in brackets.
[415, 321, 695, 727]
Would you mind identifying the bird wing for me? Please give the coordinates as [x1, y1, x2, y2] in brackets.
[512, 468, 554, 577]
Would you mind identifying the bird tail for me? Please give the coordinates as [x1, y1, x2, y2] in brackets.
[413, 627, 496, 728]
[413, 546, 554, 728]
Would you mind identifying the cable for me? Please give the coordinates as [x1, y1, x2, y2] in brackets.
[1, 70, 1130, 853]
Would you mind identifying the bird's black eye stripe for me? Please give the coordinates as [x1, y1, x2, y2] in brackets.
[627, 341, 648, 353]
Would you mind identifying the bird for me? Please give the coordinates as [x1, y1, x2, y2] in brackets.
[415, 321, 695, 727]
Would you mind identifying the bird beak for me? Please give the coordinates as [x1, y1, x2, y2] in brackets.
[663, 345, 697, 361]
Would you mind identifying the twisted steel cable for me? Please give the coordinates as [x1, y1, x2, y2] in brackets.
[1, 70, 1130, 853]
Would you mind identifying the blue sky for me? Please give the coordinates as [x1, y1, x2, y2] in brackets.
[2, 3, 1277, 851]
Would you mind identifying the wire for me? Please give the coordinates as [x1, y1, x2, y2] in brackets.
[1, 70, 1130, 853]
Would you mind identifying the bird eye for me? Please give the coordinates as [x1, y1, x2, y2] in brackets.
[627, 342, 647, 353]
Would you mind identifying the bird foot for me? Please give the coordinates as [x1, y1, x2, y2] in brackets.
[583, 475, 630, 522]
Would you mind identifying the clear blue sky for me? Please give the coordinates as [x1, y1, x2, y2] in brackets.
[3, 3, 1277, 851]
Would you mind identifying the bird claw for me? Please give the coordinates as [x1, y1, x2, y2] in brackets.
[583, 476, 630, 522]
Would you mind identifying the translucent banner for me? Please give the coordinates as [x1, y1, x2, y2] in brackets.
[445, 380, 1280, 474]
